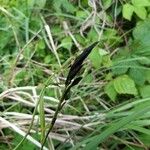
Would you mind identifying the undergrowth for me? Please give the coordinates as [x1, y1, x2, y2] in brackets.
[0, 0, 150, 150]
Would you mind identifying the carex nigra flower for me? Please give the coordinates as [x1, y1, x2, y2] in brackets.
[65, 41, 99, 87]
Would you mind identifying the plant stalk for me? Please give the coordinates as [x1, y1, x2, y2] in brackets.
[41, 85, 70, 149]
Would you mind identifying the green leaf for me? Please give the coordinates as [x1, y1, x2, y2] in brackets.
[133, 19, 150, 44]
[102, 55, 112, 67]
[99, 48, 109, 56]
[53, 0, 76, 13]
[87, 28, 99, 43]
[112, 59, 130, 75]
[71, 100, 150, 150]
[134, 6, 147, 20]
[104, 81, 117, 101]
[0, 31, 12, 52]
[129, 68, 146, 86]
[89, 47, 102, 69]
[145, 70, 150, 83]
[44, 55, 52, 64]
[37, 39, 45, 50]
[132, 0, 150, 6]
[138, 57, 150, 65]
[102, 0, 112, 9]
[61, 37, 72, 50]
[122, 3, 134, 20]
[132, 19, 150, 56]
[140, 85, 150, 98]
[76, 10, 88, 19]
[113, 75, 138, 95]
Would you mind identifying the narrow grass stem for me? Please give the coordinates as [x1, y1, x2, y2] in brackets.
[41, 85, 70, 149]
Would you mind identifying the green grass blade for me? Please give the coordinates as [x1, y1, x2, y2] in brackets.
[71, 100, 150, 150]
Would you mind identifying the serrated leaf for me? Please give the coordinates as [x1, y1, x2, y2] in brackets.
[133, 19, 150, 44]
[132, 19, 150, 57]
[123, 3, 134, 20]
[112, 60, 130, 75]
[114, 75, 138, 95]
[140, 85, 150, 98]
[104, 81, 117, 101]
[134, 6, 147, 20]
[132, 0, 150, 6]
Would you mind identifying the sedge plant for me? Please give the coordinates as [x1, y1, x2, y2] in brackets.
[41, 41, 99, 149]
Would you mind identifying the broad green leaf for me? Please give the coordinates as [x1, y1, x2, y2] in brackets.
[145, 70, 150, 83]
[89, 47, 102, 69]
[138, 57, 150, 65]
[44, 55, 52, 64]
[134, 6, 147, 20]
[99, 48, 109, 56]
[113, 75, 138, 95]
[102, 0, 112, 9]
[133, 19, 150, 44]
[76, 10, 88, 19]
[129, 68, 146, 86]
[102, 55, 112, 67]
[87, 28, 99, 42]
[132, 19, 150, 57]
[123, 3, 134, 20]
[75, 34, 85, 45]
[132, 0, 150, 6]
[112, 59, 130, 75]
[104, 81, 117, 101]
[53, 0, 76, 13]
[61, 37, 72, 50]
[37, 39, 45, 50]
[140, 85, 150, 98]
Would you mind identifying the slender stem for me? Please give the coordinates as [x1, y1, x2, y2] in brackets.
[41, 85, 70, 149]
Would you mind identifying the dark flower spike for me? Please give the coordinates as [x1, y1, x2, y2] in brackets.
[65, 64, 83, 86]
[70, 76, 82, 87]
[65, 41, 99, 86]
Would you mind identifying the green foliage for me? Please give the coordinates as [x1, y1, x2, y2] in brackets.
[89, 47, 102, 69]
[53, 0, 76, 14]
[12, 133, 40, 150]
[1, 0, 150, 149]
[140, 85, 150, 98]
[114, 75, 137, 95]
[61, 36, 72, 50]
[123, 0, 150, 20]
[123, 4, 134, 21]
[104, 81, 117, 101]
